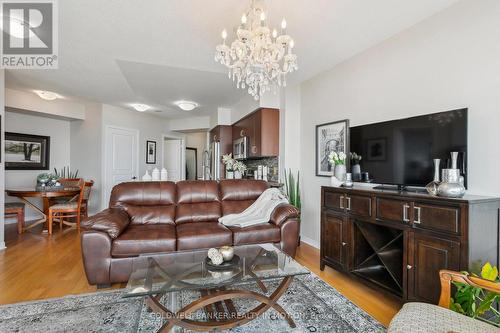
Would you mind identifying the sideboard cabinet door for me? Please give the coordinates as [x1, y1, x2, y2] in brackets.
[407, 232, 460, 303]
[321, 212, 349, 270]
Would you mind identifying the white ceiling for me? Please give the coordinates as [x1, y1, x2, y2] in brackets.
[5, 0, 459, 118]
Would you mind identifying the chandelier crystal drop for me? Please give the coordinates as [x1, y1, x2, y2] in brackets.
[215, 0, 298, 100]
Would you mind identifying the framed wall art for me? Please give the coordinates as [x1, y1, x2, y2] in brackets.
[5, 132, 50, 170]
[146, 140, 157, 164]
[315, 119, 349, 177]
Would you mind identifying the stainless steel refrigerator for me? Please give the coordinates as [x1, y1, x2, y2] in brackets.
[208, 141, 221, 180]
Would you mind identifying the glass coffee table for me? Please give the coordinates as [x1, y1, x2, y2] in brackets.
[123, 244, 309, 332]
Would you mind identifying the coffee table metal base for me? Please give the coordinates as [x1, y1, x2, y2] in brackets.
[145, 276, 296, 332]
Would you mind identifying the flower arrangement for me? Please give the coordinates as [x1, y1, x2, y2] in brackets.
[233, 161, 247, 173]
[222, 153, 235, 171]
[328, 151, 347, 166]
[350, 152, 362, 165]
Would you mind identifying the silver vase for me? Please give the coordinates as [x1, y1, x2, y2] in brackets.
[425, 159, 441, 196]
[437, 169, 465, 198]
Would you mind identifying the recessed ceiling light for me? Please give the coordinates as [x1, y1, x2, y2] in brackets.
[34, 90, 60, 101]
[131, 103, 150, 112]
[175, 101, 199, 111]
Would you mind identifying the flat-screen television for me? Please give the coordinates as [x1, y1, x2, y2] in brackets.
[350, 109, 467, 188]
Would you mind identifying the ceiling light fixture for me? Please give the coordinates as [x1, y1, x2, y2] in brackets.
[131, 103, 150, 112]
[34, 90, 60, 101]
[215, 0, 298, 100]
[175, 101, 199, 111]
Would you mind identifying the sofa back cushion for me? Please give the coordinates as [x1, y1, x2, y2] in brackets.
[175, 180, 221, 224]
[109, 181, 176, 225]
[219, 180, 269, 216]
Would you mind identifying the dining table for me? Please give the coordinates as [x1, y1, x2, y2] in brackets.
[5, 187, 81, 233]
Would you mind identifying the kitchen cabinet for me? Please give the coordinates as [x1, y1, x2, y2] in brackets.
[232, 108, 279, 158]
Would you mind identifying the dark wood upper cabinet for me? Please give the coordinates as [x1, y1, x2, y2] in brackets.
[232, 108, 279, 158]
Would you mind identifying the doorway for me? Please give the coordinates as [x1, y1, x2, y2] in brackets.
[185, 148, 197, 180]
[103, 126, 139, 207]
[162, 136, 185, 182]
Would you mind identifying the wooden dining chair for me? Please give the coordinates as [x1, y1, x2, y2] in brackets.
[80, 180, 94, 218]
[5, 202, 26, 234]
[48, 178, 85, 235]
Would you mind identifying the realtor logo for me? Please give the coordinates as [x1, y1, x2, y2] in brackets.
[0, 0, 58, 68]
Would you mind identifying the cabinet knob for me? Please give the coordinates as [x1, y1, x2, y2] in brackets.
[342, 242, 347, 246]
[407, 265, 412, 270]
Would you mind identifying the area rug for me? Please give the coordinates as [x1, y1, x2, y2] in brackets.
[0, 273, 385, 332]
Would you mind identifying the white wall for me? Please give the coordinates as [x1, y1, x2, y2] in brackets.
[70, 104, 103, 214]
[184, 131, 208, 179]
[5, 111, 71, 221]
[283, 85, 302, 173]
[0, 70, 5, 250]
[298, 0, 500, 247]
[6, 88, 85, 120]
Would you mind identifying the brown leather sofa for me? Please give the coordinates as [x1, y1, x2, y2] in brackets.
[81, 180, 300, 287]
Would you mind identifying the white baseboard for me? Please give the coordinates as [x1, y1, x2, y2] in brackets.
[0, 242, 6, 251]
[300, 235, 320, 249]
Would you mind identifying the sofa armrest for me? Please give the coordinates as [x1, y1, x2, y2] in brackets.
[81, 208, 130, 239]
[270, 203, 300, 226]
[81, 230, 112, 285]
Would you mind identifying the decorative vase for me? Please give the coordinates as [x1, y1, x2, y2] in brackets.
[142, 170, 152, 181]
[151, 168, 160, 181]
[334, 164, 346, 182]
[234, 171, 242, 179]
[425, 159, 441, 196]
[450, 152, 459, 169]
[226, 170, 234, 179]
[437, 169, 465, 198]
[160, 168, 168, 181]
[330, 176, 343, 187]
[219, 246, 234, 261]
[352, 164, 361, 181]
[344, 173, 353, 187]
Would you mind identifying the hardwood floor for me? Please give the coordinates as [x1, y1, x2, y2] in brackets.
[0, 223, 401, 327]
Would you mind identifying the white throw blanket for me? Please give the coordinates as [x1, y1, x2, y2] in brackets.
[219, 188, 288, 228]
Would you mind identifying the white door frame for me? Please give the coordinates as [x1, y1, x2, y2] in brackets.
[161, 134, 186, 181]
[102, 125, 140, 209]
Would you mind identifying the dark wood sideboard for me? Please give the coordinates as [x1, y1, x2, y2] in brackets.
[320, 186, 500, 304]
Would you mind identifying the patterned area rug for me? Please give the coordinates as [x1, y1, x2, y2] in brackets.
[0, 274, 385, 332]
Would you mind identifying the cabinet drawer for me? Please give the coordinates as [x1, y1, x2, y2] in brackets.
[346, 194, 371, 217]
[376, 198, 410, 223]
[324, 191, 345, 211]
[413, 203, 460, 234]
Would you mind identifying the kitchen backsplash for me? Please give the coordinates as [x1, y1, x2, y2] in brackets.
[244, 157, 279, 182]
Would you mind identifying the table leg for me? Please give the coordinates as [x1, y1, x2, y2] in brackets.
[16, 197, 47, 232]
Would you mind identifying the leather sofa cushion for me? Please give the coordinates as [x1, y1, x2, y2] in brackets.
[221, 200, 254, 216]
[176, 222, 232, 250]
[229, 223, 281, 245]
[175, 180, 221, 224]
[110, 182, 177, 225]
[270, 204, 300, 226]
[219, 180, 269, 201]
[111, 224, 176, 258]
[219, 180, 268, 216]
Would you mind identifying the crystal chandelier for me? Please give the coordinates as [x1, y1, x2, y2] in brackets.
[215, 0, 298, 100]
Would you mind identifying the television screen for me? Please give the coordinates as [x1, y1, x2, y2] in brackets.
[350, 109, 467, 187]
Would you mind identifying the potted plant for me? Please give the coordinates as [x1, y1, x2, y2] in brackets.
[233, 161, 247, 179]
[328, 151, 347, 182]
[222, 154, 235, 179]
[449, 262, 500, 325]
[350, 152, 362, 180]
[284, 169, 301, 210]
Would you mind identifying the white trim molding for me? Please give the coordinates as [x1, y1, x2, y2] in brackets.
[300, 235, 320, 249]
[0, 242, 6, 251]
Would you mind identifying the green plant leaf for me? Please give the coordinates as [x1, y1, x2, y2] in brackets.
[481, 262, 499, 281]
